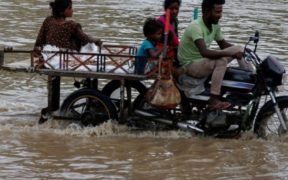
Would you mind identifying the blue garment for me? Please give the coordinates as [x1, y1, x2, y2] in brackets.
[135, 39, 155, 74]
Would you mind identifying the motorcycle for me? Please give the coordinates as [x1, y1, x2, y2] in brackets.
[131, 31, 288, 138]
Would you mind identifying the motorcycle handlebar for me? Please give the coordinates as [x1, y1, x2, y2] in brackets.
[249, 36, 259, 43]
[249, 30, 260, 44]
[254, 30, 259, 43]
[244, 30, 261, 65]
[244, 47, 261, 65]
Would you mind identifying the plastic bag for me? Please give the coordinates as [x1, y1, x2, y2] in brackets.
[41, 43, 98, 70]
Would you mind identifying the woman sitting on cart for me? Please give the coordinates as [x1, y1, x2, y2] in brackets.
[34, 0, 102, 52]
[34, 0, 102, 124]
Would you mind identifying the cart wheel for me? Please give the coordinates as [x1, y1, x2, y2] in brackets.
[60, 88, 117, 126]
[101, 80, 147, 110]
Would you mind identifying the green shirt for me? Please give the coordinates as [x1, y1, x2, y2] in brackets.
[178, 18, 224, 65]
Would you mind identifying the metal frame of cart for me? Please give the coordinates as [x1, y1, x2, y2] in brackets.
[0, 45, 154, 123]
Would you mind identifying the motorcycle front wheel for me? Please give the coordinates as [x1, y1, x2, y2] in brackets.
[60, 88, 117, 126]
[254, 96, 288, 139]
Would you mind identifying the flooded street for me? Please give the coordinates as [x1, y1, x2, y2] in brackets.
[0, 0, 288, 179]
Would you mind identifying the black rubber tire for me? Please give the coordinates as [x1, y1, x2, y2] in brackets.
[254, 96, 288, 138]
[101, 80, 147, 110]
[102, 80, 147, 96]
[60, 88, 117, 126]
[131, 93, 174, 130]
[132, 91, 191, 119]
[132, 93, 146, 111]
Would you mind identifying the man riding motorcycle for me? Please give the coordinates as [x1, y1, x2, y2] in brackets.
[176, 0, 253, 110]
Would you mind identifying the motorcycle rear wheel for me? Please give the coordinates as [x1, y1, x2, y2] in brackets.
[131, 94, 176, 130]
[101, 80, 147, 112]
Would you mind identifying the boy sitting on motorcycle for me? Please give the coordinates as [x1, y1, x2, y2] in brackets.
[176, 0, 253, 110]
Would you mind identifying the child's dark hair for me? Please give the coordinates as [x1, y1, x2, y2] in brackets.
[143, 18, 163, 37]
[164, 0, 181, 10]
[201, 0, 225, 14]
[50, 0, 72, 17]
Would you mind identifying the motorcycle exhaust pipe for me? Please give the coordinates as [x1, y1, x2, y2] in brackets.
[134, 109, 204, 133]
[177, 122, 204, 133]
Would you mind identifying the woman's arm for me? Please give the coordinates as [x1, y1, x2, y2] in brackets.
[74, 23, 102, 46]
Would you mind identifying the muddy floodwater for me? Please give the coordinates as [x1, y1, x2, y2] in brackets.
[0, 0, 288, 179]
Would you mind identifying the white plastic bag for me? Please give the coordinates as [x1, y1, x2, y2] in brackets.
[41, 43, 98, 70]
[80, 43, 98, 54]
[41, 45, 61, 69]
